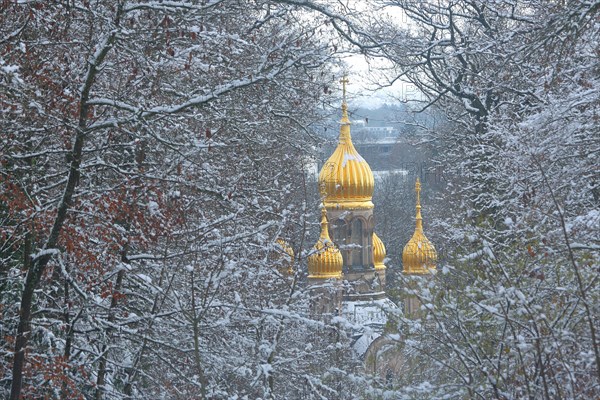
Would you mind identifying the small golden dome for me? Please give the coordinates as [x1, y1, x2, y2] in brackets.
[274, 238, 294, 274]
[318, 78, 374, 210]
[308, 208, 343, 279]
[373, 232, 387, 270]
[402, 178, 437, 274]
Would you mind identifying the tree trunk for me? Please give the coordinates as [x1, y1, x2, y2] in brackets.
[9, 25, 117, 399]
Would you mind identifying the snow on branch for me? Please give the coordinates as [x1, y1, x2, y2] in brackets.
[30, 248, 60, 261]
[123, 0, 225, 13]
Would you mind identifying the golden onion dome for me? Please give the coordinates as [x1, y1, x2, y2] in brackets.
[273, 238, 295, 275]
[373, 232, 387, 270]
[402, 178, 437, 274]
[308, 208, 343, 279]
[318, 78, 374, 210]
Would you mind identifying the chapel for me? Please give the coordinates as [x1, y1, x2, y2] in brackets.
[303, 77, 438, 363]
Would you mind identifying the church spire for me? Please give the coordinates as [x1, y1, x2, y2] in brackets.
[402, 178, 437, 274]
[415, 178, 423, 232]
[339, 74, 351, 142]
[317, 75, 374, 209]
[307, 207, 343, 279]
[340, 74, 349, 104]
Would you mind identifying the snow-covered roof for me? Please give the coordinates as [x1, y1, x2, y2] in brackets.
[352, 329, 381, 356]
[342, 298, 399, 356]
[342, 297, 397, 327]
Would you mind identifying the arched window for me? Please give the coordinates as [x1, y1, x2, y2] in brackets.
[351, 219, 363, 267]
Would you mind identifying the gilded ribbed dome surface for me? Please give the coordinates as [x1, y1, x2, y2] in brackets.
[308, 208, 343, 279]
[403, 234, 437, 274]
[318, 102, 374, 210]
[274, 238, 294, 274]
[402, 179, 437, 274]
[373, 232, 386, 270]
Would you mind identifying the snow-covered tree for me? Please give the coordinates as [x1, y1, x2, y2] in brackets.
[0, 1, 373, 398]
[358, 0, 600, 398]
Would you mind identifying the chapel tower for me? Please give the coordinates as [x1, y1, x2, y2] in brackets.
[402, 178, 437, 315]
[317, 77, 386, 301]
[303, 77, 439, 368]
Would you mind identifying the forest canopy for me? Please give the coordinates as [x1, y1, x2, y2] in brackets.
[1, 1, 598, 399]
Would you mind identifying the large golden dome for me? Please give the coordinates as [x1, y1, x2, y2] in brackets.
[318, 100, 374, 210]
[373, 232, 387, 270]
[308, 208, 343, 279]
[402, 178, 437, 274]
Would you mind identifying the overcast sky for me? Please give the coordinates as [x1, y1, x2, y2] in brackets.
[334, 4, 420, 109]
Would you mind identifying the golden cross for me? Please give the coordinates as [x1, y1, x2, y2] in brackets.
[340, 75, 349, 103]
